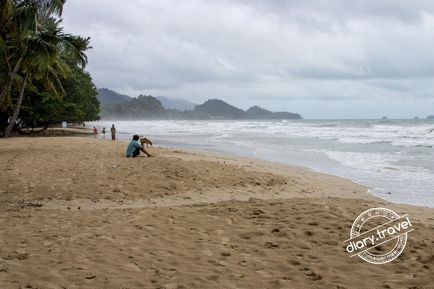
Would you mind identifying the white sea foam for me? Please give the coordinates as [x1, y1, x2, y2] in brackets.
[100, 119, 434, 147]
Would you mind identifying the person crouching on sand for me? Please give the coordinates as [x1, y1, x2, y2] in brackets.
[126, 135, 151, 157]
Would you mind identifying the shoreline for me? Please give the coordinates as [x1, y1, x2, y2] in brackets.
[0, 135, 433, 288]
[2, 133, 434, 219]
[90, 119, 434, 208]
[141, 142, 434, 223]
[47, 127, 434, 210]
[112, 130, 432, 210]
[105, 133, 375, 199]
[13, 128, 434, 212]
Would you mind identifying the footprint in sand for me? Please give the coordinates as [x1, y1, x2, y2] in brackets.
[99, 235, 115, 242]
[265, 241, 279, 248]
[220, 251, 231, 257]
[289, 260, 301, 266]
[239, 231, 265, 240]
[239, 260, 249, 266]
[256, 270, 272, 278]
[300, 267, 322, 281]
[125, 262, 142, 272]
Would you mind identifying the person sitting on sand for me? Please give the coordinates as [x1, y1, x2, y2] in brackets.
[126, 135, 151, 157]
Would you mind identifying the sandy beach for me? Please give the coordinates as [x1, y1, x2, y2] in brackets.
[0, 136, 433, 289]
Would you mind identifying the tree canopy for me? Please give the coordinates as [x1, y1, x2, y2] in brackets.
[0, 0, 99, 136]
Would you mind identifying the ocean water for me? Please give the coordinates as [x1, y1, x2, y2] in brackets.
[90, 119, 434, 208]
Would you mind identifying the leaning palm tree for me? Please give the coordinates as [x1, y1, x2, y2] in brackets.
[1, 0, 69, 107]
[0, 0, 16, 107]
[3, 0, 89, 136]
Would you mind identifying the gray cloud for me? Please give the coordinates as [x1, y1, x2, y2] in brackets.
[233, 0, 434, 24]
[62, 0, 434, 118]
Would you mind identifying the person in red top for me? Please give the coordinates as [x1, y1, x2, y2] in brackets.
[93, 127, 98, 135]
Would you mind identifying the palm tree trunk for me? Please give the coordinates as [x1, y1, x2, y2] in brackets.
[0, 57, 23, 106]
[0, 87, 8, 106]
[5, 76, 27, 137]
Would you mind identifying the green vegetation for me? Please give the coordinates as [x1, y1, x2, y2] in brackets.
[102, 95, 166, 119]
[193, 99, 245, 119]
[98, 90, 302, 120]
[18, 66, 99, 127]
[245, 105, 301, 119]
[97, 88, 131, 105]
[0, 0, 99, 136]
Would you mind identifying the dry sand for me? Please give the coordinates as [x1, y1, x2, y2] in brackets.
[0, 136, 433, 289]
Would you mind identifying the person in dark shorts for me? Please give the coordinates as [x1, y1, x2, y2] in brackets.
[126, 135, 151, 157]
[110, 124, 116, 140]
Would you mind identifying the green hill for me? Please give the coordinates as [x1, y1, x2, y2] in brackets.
[101, 95, 166, 119]
[245, 105, 301, 119]
[193, 99, 245, 119]
[99, 89, 302, 120]
[97, 88, 131, 105]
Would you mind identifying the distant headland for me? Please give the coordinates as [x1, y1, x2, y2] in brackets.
[98, 88, 302, 120]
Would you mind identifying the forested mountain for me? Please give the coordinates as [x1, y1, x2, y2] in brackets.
[100, 92, 302, 120]
[156, 96, 196, 111]
[97, 88, 131, 105]
[101, 95, 166, 119]
[192, 101, 301, 119]
[193, 99, 245, 119]
[246, 106, 301, 119]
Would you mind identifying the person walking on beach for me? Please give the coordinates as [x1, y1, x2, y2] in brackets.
[126, 135, 151, 157]
[110, 124, 116, 140]
[102, 127, 106, 138]
[93, 127, 98, 136]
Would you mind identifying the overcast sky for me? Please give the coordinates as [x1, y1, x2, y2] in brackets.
[62, 0, 434, 119]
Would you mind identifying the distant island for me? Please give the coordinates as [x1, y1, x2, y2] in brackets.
[427, 115, 434, 120]
[98, 89, 302, 120]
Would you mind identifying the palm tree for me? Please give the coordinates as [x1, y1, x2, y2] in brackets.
[2, 0, 89, 136]
[0, 0, 16, 107]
